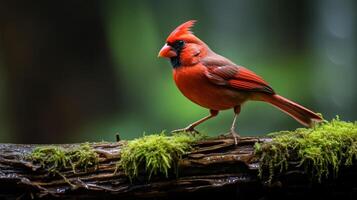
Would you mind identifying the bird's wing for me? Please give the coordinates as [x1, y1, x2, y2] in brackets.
[204, 65, 275, 94]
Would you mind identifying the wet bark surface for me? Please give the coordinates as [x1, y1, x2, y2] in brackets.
[0, 137, 356, 200]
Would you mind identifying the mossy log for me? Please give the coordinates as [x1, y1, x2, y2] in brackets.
[0, 136, 356, 200]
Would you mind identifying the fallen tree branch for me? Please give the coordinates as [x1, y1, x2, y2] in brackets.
[0, 135, 356, 199]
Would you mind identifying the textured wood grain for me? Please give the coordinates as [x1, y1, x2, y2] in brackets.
[0, 136, 356, 200]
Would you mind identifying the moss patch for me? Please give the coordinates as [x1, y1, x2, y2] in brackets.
[28, 143, 99, 173]
[255, 117, 357, 183]
[117, 132, 205, 180]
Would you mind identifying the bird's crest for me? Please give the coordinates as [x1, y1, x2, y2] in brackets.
[166, 20, 196, 43]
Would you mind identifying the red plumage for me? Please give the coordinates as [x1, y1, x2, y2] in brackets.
[158, 20, 322, 143]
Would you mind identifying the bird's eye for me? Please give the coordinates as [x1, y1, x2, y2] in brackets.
[174, 40, 185, 49]
[177, 40, 184, 46]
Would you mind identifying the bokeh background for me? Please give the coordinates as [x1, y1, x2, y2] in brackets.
[0, 0, 356, 143]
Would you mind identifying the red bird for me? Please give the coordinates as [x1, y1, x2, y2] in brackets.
[158, 20, 322, 144]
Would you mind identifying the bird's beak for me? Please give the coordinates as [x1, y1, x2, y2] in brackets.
[158, 44, 177, 58]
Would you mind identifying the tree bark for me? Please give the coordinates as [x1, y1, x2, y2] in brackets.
[0, 137, 356, 200]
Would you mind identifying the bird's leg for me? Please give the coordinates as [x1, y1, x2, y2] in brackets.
[230, 106, 241, 145]
[172, 110, 218, 134]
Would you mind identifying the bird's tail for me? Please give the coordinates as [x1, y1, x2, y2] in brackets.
[259, 94, 322, 127]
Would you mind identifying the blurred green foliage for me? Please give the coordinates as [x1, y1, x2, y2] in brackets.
[0, 0, 356, 143]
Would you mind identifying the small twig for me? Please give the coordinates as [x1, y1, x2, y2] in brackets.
[116, 133, 121, 142]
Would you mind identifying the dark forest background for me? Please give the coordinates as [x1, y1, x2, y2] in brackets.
[0, 0, 356, 143]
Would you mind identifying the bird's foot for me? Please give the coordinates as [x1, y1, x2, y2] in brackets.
[220, 130, 240, 145]
[171, 126, 199, 134]
[230, 130, 240, 145]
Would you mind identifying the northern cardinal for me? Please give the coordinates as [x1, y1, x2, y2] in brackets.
[158, 20, 322, 144]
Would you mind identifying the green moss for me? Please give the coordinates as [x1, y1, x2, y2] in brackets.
[28, 143, 99, 173]
[67, 143, 99, 172]
[255, 117, 357, 183]
[117, 132, 204, 180]
[29, 146, 70, 173]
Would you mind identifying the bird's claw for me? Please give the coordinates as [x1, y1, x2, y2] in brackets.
[171, 126, 199, 134]
[220, 130, 240, 145]
[231, 131, 240, 145]
[230, 130, 240, 146]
